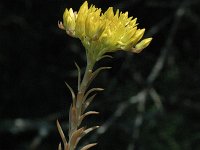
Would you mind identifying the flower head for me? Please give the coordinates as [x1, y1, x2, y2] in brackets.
[59, 1, 152, 62]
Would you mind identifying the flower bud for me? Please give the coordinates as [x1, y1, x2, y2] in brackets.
[133, 38, 153, 53]
[75, 1, 89, 37]
[131, 29, 145, 45]
[63, 8, 76, 35]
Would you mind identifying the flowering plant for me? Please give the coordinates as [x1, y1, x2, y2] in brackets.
[57, 1, 152, 150]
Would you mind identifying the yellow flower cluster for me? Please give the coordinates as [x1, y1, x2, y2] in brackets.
[58, 1, 152, 62]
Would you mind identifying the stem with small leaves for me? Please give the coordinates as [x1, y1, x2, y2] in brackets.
[57, 57, 111, 150]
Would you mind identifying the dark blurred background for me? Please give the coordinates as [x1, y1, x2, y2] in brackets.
[0, 0, 200, 149]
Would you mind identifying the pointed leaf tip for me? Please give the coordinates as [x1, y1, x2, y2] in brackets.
[57, 120, 67, 146]
[80, 143, 97, 150]
[74, 62, 81, 91]
[58, 143, 62, 150]
[80, 111, 99, 124]
[83, 126, 100, 135]
[65, 82, 76, 105]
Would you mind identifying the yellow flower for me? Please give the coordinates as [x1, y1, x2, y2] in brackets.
[59, 1, 152, 62]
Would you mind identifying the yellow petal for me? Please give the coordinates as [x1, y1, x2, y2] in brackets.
[121, 27, 137, 43]
[104, 7, 114, 19]
[75, 1, 89, 37]
[131, 29, 145, 45]
[135, 38, 153, 50]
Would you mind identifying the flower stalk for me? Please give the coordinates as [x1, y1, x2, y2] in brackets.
[57, 1, 153, 150]
[57, 59, 108, 150]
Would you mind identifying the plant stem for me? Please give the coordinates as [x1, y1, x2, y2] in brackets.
[68, 60, 95, 150]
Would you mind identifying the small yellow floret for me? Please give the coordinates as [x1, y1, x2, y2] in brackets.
[134, 38, 153, 53]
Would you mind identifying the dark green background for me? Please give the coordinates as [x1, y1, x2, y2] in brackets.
[0, 0, 200, 149]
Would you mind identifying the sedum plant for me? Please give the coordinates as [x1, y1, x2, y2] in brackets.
[57, 1, 152, 150]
